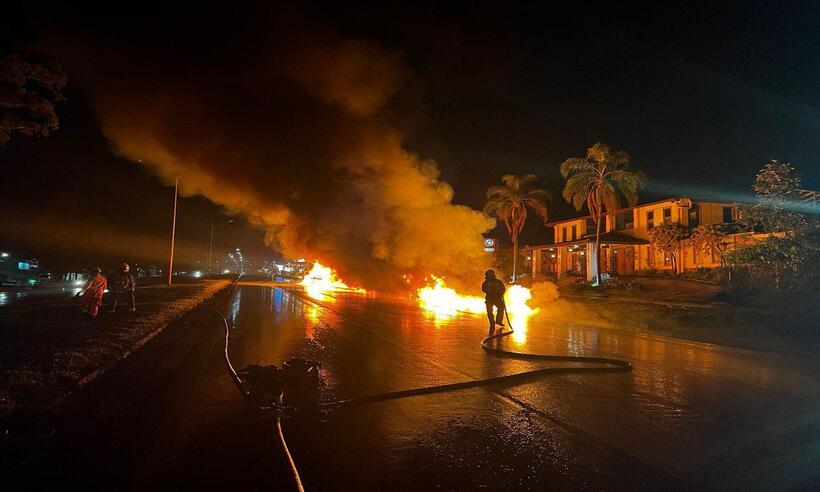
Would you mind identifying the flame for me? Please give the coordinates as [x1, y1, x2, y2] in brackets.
[300, 261, 365, 301]
[418, 276, 486, 317]
[417, 276, 538, 340]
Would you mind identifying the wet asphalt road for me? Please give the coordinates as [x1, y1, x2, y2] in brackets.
[37, 282, 820, 490]
[217, 284, 820, 490]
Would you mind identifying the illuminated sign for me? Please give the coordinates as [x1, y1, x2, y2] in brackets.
[483, 238, 497, 253]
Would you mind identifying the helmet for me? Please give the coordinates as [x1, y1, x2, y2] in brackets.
[485, 269, 496, 279]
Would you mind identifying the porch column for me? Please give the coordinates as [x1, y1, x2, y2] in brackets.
[585, 241, 597, 283]
[532, 248, 541, 278]
[557, 247, 567, 279]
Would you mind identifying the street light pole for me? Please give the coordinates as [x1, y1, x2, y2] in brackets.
[208, 224, 214, 274]
[207, 219, 234, 275]
[167, 175, 183, 286]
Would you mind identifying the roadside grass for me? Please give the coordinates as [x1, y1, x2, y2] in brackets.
[0, 280, 230, 437]
[543, 277, 818, 355]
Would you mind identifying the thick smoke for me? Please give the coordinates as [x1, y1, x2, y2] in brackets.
[50, 13, 494, 290]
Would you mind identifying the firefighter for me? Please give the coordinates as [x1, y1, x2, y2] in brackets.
[110, 262, 136, 313]
[481, 269, 506, 335]
[80, 268, 107, 318]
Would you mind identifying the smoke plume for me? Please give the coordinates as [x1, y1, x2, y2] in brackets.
[48, 10, 494, 290]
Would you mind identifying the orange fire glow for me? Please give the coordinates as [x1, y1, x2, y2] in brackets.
[300, 261, 365, 300]
[417, 276, 538, 338]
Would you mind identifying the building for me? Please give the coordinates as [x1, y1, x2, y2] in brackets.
[527, 197, 745, 282]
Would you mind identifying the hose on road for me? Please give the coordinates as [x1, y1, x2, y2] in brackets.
[217, 285, 633, 491]
[208, 291, 305, 492]
[328, 309, 631, 407]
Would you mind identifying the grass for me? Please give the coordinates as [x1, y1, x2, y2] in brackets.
[543, 276, 818, 356]
[0, 279, 230, 438]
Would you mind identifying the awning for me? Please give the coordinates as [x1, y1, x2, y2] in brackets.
[595, 231, 649, 245]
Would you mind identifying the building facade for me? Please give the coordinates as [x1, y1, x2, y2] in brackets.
[528, 197, 743, 282]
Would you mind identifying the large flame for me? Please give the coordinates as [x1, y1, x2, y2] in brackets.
[418, 276, 486, 317]
[300, 261, 365, 301]
[417, 276, 538, 340]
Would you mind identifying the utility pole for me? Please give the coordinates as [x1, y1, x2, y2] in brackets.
[167, 175, 183, 286]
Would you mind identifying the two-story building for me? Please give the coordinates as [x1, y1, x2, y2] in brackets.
[528, 197, 742, 282]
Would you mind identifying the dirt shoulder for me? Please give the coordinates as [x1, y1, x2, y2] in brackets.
[0, 279, 230, 432]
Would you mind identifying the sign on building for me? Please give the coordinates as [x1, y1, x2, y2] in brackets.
[483, 238, 497, 253]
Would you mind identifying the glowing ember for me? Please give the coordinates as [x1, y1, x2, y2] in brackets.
[300, 262, 365, 300]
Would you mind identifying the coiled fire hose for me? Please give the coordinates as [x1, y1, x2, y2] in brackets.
[213, 287, 632, 491]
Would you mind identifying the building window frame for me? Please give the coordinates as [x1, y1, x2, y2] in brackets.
[722, 206, 735, 223]
[688, 205, 700, 230]
[585, 219, 596, 237]
[615, 210, 634, 231]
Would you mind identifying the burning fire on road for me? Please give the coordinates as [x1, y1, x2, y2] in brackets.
[300, 262, 366, 301]
[299, 262, 538, 343]
[418, 276, 537, 330]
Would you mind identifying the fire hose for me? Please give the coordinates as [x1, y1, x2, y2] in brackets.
[328, 307, 631, 407]
[213, 288, 632, 491]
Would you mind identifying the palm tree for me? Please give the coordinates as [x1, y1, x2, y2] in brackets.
[484, 174, 551, 282]
[560, 143, 647, 285]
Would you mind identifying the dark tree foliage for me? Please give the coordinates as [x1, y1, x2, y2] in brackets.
[730, 160, 818, 288]
[0, 50, 66, 146]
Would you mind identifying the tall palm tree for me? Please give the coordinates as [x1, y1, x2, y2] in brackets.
[560, 143, 647, 285]
[484, 174, 551, 282]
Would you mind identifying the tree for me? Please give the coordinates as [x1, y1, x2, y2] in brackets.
[737, 160, 807, 235]
[731, 160, 816, 288]
[690, 224, 729, 268]
[0, 51, 66, 146]
[484, 174, 551, 282]
[649, 222, 685, 274]
[560, 142, 647, 285]
[727, 235, 808, 289]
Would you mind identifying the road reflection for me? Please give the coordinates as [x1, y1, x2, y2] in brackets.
[229, 283, 820, 489]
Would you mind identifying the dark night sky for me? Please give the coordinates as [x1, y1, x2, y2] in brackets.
[1, 2, 818, 270]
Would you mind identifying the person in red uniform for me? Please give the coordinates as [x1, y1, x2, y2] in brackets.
[481, 269, 506, 335]
[80, 268, 107, 318]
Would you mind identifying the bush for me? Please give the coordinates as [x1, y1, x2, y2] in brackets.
[679, 267, 728, 284]
[633, 268, 672, 278]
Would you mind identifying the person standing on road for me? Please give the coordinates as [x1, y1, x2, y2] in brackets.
[80, 267, 107, 318]
[481, 269, 506, 335]
[110, 262, 136, 313]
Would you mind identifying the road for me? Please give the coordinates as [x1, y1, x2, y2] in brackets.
[39, 282, 820, 490]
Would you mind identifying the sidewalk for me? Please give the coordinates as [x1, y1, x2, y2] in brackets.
[0, 279, 230, 435]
